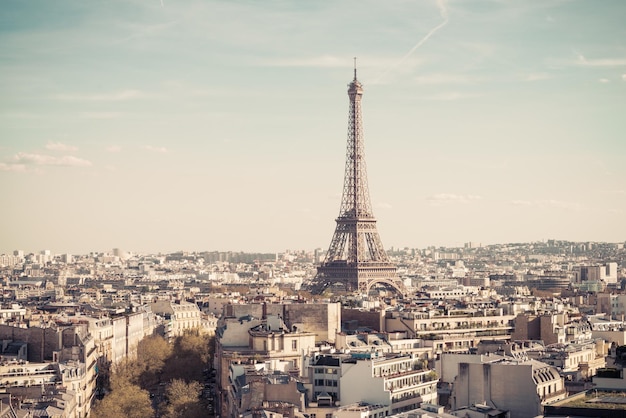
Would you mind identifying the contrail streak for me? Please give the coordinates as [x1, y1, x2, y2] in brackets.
[374, 0, 449, 83]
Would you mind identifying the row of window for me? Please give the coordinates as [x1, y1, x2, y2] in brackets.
[314, 379, 338, 387]
[386, 374, 433, 390]
[307, 413, 333, 418]
[372, 361, 414, 377]
[260, 339, 298, 351]
[314, 368, 338, 374]
[540, 382, 560, 397]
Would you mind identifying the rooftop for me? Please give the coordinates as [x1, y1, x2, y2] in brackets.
[550, 389, 626, 410]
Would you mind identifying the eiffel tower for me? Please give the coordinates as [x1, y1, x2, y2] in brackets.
[310, 64, 406, 296]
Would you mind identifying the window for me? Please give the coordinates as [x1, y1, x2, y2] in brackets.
[292, 340, 298, 350]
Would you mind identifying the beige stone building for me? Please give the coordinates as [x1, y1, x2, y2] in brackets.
[216, 314, 317, 417]
[224, 301, 341, 344]
[151, 299, 203, 338]
[385, 309, 515, 356]
[475, 339, 607, 381]
[0, 323, 97, 417]
[226, 362, 307, 417]
[111, 310, 145, 364]
[451, 357, 566, 418]
[339, 353, 438, 414]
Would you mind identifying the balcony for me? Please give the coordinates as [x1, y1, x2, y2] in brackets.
[386, 371, 439, 392]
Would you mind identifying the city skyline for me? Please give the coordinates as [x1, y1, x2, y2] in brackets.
[1, 0, 625, 255]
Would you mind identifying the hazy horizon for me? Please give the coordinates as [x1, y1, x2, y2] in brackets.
[2, 0, 625, 255]
[6, 237, 625, 258]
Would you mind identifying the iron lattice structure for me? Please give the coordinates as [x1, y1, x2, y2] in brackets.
[311, 69, 406, 295]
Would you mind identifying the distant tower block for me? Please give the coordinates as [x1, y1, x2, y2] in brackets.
[311, 65, 406, 296]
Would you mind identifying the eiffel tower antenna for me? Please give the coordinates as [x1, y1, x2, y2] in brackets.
[310, 65, 406, 296]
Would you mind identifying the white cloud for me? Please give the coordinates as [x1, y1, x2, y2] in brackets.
[144, 145, 168, 153]
[425, 92, 477, 101]
[525, 72, 552, 82]
[599, 78, 610, 83]
[622, 74, 626, 81]
[574, 51, 626, 67]
[13, 152, 92, 167]
[428, 193, 481, 205]
[57, 89, 149, 102]
[114, 20, 179, 45]
[0, 112, 39, 119]
[573, 49, 587, 64]
[80, 112, 122, 119]
[261, 55, 411, 73]
[106, 145, 122, 153]
[585, 58, 626, 67]
[46, 141, 78, 152]
[414, 73, 478, 85]
[542, 199, 582, 211]
[510, 199, 583, 211]
[264, 55, 347, 68]
[0, 163, 26, 172]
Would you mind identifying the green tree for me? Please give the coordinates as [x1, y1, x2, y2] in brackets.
[162, 330, 211, 382]
[95, 331, 215, 417]
[111, 358, 141, 388]
[136, 334, 172, 387]
[177, 330, 211, 364]
[160, 379, 204, 418]
[91, 379, 153, 418]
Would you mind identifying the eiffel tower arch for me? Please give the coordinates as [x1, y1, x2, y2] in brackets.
[310, 65, 406, 297]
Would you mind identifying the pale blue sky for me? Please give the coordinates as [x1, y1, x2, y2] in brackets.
[1, 0, 625, 255]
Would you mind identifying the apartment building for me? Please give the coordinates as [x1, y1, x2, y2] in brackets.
[476, 339, 607, 381]
[111, 310, 145, 364]
[340, 353, 438, 414]
[225, 362, 306, 417]
[0, 322, 97, 417]
[215, 313, 317, 417]
[151, 299, 203, 337]
[224, 301, 342, 344]
[579, 263, 618, 284]
[451, 358, 566, 418]
[385, 309, 515, 356]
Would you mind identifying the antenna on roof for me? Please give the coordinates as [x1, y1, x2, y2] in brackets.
[353, 57, 357, 80]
